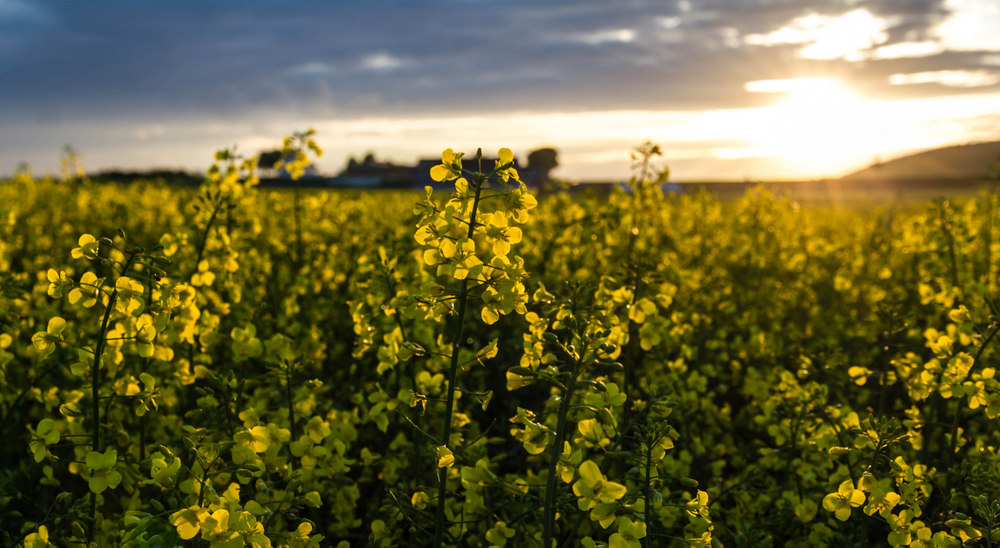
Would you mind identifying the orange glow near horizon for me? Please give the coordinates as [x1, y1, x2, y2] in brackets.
[743, 77, 933, 178]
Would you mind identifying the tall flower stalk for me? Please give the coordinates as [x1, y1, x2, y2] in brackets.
[411, 148, 535, 547]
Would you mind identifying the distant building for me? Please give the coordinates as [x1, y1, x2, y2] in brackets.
[338, 154, 411, 187]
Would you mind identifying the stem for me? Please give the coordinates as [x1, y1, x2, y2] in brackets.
[938, 201, 960, 288]
[293, 188, 303, 269]
[192, 199, 222, 276]
[139, 413, 147, 463]
[196, 456, 210, 508]
[286, 365, 297, 441]
[644, 445, 653, 548]
[92, 290, 118, 433]
[88, 281, 121, 542]
[543, 363, 582, 548]
[432, 173, 485, 548]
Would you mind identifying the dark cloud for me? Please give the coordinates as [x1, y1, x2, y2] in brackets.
[1, 0, 998, 177]
[1, 0, 993, 119]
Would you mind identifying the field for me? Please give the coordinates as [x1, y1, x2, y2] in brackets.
[3, 143, 1000, 547]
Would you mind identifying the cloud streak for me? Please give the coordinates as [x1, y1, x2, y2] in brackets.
[1, 0, 998, 179]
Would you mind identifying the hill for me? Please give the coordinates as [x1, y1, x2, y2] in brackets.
[841, 141, 1000, 184]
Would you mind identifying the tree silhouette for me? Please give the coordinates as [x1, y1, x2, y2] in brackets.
[258, 150, 283, 169]
[527, 148, 558, 172]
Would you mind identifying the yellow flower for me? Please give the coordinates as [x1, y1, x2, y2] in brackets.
[71, 233, 100, 260]
[236, 426, 270, 453]
[573, 460, 627, 510]
[86, 448, 122, 494]
[114, 276, 144, 315]
[436, 445, 455, 468]
[32, 316, 67, 358]
[46, 269, 71, 298]
[134, 314, 157, 357]
[68, 272, 100, 308]
[686, 490, 711, 518]
[504, 187, 537, 224]
[171, 505, 210, 540]
[494, 147, 519, 184]
[590, 502, 619, 528]
[610, 517, 647, 548]
[150, 450, 180, 487]
[430, 148, 464, 182]
[823, 479, 866, 521]
[482, 212, 522, 258]
[485, 521, 516, 546]
[29, 418, 60, 463]
[23, 526, 54, 548]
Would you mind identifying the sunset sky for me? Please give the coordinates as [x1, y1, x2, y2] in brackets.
[2, 0, 999, 181]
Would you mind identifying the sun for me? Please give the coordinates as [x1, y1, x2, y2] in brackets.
[746, 78, 908, 178]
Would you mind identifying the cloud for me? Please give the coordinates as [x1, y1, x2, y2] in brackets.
[936, 0, 1000, 51]
[890, 69, 1000, 87]
[744, 9, 890, 61]
[2, 0, 987, 119]
[873, 41, 945, 59]
[568, 28, 637, 45]
[744, 77, 837, 93]
[133, 124, 166, 141]
[287, 62, 337, 77]
[359, 52, 405, 72]
[1, 0, 999, 179]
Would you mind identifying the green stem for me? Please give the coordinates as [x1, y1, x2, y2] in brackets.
[88, 280, 121, 542]
[644, 446, 653, 548]
[543, 363, 582, 548]
[192, 199, 222, 276]
[432, 174, 485, 548]
[938, 201, 960, 288]
[293, 188, 303, 269]
[196, 456, 209, 508]
[286, 365, 297, 441]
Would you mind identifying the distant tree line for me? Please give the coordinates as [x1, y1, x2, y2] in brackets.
[90, 169, 202, 186]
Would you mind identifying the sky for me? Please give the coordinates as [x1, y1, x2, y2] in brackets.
[1, 0, 999, 182]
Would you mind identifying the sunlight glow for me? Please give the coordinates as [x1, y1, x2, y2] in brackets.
[744, 78, 837, 94]
[744, 9, 888, 61]
[300, 81, 991, 181]
[23, 89, 997, 182]
[743, 78, 926, 177]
